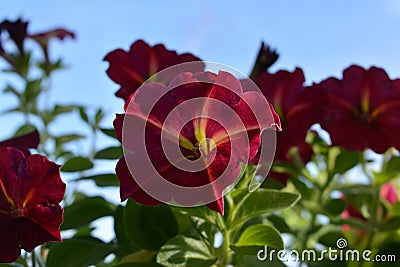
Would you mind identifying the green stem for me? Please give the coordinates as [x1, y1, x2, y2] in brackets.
[216, 214, 231, 267]
[31, 250, 36, 267]
[359, 151, 380, 267]
[360, 151, 374, 182]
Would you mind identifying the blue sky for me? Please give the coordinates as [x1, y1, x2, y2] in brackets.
[2, 1, 400, 123]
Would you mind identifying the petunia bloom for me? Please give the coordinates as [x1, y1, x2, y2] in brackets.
[104, 40, 204, 104]
[114, 71, 280, 214]
[318, 65, 400, 153]
[29, 28, 75, 47]
[252, 68, 326, 184]
[0, 130, 40, 156]
[0, 18, 28, 55]
[0, 147, 65, 263]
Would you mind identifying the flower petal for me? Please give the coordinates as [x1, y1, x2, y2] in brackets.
[0, 130, 40, 156]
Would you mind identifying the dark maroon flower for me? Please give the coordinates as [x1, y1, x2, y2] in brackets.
[29, 28, 75, 74]
[114, 71, 280, 214]
[0, 147, 65, 263]
[249, 41, 279, 80]
[0, 130, 40, 156]
[318, 65, 400, 153]
[29, 28, 75, 48]
[104, 40, 204, 104]
[0, 18, 28, 55]
[253, 68, 326, 184]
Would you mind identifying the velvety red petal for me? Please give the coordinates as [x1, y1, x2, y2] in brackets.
[206, 198, 224, 215]
[12, 154, 65, 242]
[113, 114, 124, 144]
[0, 148, 64, 260]
[16, 154, 65, 207]
[105, 39, 204, 103]
[104, 48, 144, 101]
[116, 156, 162, 206]
[116, 156, 141, 201]
[0, 148, 25, 213]
[14, 217, 60, 251]
[0, 220, 20, 263]
[0, 130, 39, 156]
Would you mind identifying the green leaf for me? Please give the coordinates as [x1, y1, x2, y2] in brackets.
[61, 196, 115, 230]
[2, 107, 22, 114]
[231, 189, 300, 227]
[332, 147, 360, 174]
[100, 128, 117, 139]
[54, 134, 84, 148]
[76, 173, 120, 187]
[14, 124, 37, 136]
[318, 231, 346, 248]
[231, 224, 283, 255]
[332, 218, 368, 229]
[267, 214, 291, 233]
[114, 205, 140, 257]
[324, 198, 346, 217]
[3, 84, 21, 98]
[94, 146, 123, 159]
[95, 108, 104, 125]
[0, 264, 25, 267]
[78, 107, 89, 123]
[189, 216, 214, 242]
[53, 104, 77, 116]
[46, 239, 114, 267]
[114, 263, 162, 267]
[177, 206, 217, 227]
[380, 217, 400, 231]
[123, 200, 178, 251]
[72, 226, 95, 239]
[232, 254, 286, 267]
[118, 250, 159, 265]
[61, 156, 93, 172]
[390, 202, 400, 216]
[291, 178, 314, 200]
[156, 235, 217, 267]
[24, 78, 42, 103]
[386, 156, 400, 178]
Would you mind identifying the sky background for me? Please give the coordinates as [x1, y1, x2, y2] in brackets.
[1, 0, 400, 243]
[2, 0, 400, 129]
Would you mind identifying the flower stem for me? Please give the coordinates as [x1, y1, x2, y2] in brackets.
[31, 250, 36, 267]
[216, 213, 229, 266]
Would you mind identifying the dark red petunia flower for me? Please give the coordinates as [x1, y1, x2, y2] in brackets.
[0, 147, 65, 263]
[252, 68, 326, 184]
[318, 65, 400, 153]
[29, 28, 75, 47]
[114, 71, 280, 214]
[0, 130, 40, 156]
[0, 18, 28, 55]
[104, 40, 204, 104]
